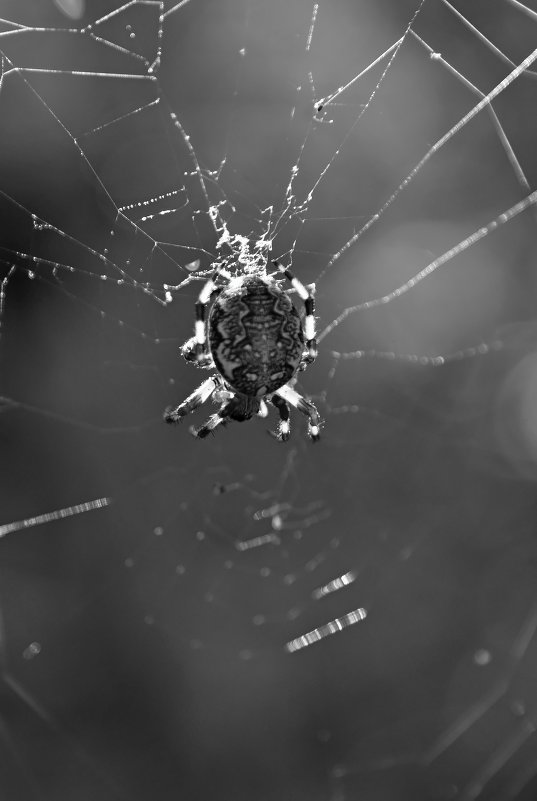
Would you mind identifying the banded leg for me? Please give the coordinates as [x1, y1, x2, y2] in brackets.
[164, 376, 218, 423]
[190, 391, 240, 439]
[273, 259, 317, 368]
[190, 410, 227, 439]
[270, 393, 291, 441]
[191, 270, 224, 365]
[257, 399, 269, 418]
[275, 382, 321, 441]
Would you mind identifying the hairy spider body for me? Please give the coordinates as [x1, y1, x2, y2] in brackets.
[209, 276, 304, 397]
[164, 260, 321, 441]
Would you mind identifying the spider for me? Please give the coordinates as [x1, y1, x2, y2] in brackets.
[164, 259, 321, 441]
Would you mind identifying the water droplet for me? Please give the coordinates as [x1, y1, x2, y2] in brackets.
[23, 642, 41, 660]
[474, 648, 491, 666]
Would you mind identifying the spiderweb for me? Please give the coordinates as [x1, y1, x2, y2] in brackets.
[2, 0, 537, 798]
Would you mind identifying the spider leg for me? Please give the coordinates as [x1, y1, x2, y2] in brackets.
[275, 382, 321, 442]
[163, 376, 218, 423]
[269, 394, 291, 441]
[272, 260, 317, 369]
[189, 391, 239, 439]
[189, 411, 228, 439]
[191, 270, 224, 365]
[257, 399, 269, 418]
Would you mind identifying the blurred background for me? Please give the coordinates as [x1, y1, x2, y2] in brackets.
[2, 0, 537, 799]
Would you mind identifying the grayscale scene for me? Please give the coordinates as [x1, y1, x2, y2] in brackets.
[2, 1, 537, 799]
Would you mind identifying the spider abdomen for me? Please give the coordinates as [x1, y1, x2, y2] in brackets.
[208, 276, 304, 397]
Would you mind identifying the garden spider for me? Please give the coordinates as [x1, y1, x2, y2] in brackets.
[164, 260, 321, 441]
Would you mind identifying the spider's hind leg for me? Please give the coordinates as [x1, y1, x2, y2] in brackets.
[269, 394, 291, 441]
[190, 392, 261, 439]
[275, 383, 321, 442]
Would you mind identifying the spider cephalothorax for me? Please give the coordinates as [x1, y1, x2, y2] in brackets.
[164, 260, 321, 441]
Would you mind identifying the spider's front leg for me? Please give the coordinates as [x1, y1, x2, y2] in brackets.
[272, 260, 318, 370]
[186, 271, 223, 367]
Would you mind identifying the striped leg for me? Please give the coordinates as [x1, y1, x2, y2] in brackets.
[270, 393, 291, 441]
[190, 390, 243, 438]
[164, 376, 218, 423]
[190, 411, 228, 439]
[189, 270, 224, 366]
[273, 260, 317, 368]
[275, 383, 321, 442]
